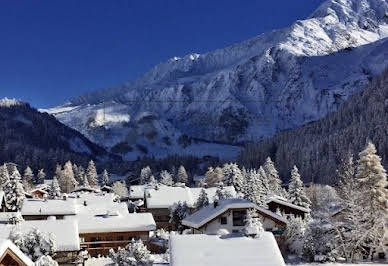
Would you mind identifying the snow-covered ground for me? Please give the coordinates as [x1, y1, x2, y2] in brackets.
[287, 264, 387, 266]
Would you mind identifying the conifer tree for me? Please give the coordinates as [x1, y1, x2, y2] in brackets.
[50, 176, 61, 199]
[288, 166, 311, 210]
[214, 182, 233, 201]
[86, 160, 98, 186]
[263, 157, 283, 197]
[4, 170, 25, 211]
[0, 163, 10, 189]
[355, 142, 388, 258]
[22, 166, 34, 191]
[195, 188, 209, 211]
[244, 209, 264, 237]
[160, 170, 173, 186]
[36, 169, 46, 185]
[102, 169, 109, 186]
[139, 166, 152, 185]
[222, 163, 245, 194]
[176, 165, 188, 184]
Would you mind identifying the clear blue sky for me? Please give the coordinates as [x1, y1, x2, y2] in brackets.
[0, 0, 324, 108]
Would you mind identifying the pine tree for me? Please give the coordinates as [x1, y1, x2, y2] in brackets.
[214, 182, 233, 201]
[286, 215, 306, 256]
[61, 161, 78, 192]
[83, 175, 90, 188]
[176, 165, 188, 185]
[22, 166, 34, 191]
[160, 170, 173, 186]
[244, 169, 266, 206]
[355, 142, 388, 259]
[222, 163, 245, 194]
[36, 169, 46, 185]
[258, 166, 270, 196]
[0, 163, 10, 189]
[263, 157, 283, 197]
[112, 181, 128, 198]
[288, 166, 311, 210]
[204, 167, 223, 187]
[139, 166, 152, 185]
[244, 209, 264, 237]
[102, 169, 109, 186]
[50, 176, 61, 199]
[109, 239, 153, 266]
[195, 188, 209, 211]
[4, 170, 25, 211]
[86, 160, 98, 186]
[75, 165, 85, 184]
[169, 201, 189, 232]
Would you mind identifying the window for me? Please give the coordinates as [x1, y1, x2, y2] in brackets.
[232, 210, 246, 226]
[220, 217, 227, 224]
[117, 236, 124, 241]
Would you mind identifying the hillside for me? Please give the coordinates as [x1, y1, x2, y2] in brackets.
[238, 68, 388, 184]
[0, 99, 119, 175]
[45, 0, 388, 160]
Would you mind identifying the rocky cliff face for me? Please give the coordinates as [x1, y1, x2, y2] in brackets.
[44, 0, 388, 160]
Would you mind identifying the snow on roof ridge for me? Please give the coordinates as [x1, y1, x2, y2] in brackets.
[0, 239, 34, 266]
[182, 198, 287, 229]
[265, 197, 310, 213]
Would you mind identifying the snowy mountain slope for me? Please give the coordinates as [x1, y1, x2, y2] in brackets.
[0, 99, 117, 173]
[45, 0, 388, 160]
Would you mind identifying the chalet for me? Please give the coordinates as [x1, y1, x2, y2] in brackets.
[28, 188, 48, 199]
[144, 185, 236, 229]
[71, 186, 101, 194]
[21, 198, 78, 220]
[182, 198, 287, 235]
[266, 196, 310, 219]
[0, 220, 80, 264]
[0, 240, 33, 266]
[169, 233, 286, 266]
[73, 192, 156, 257]
[100, 185, 113, 193]
[0, 191, 7, 212]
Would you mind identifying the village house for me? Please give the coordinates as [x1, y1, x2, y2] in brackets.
[72, 192, 156, 257]
[28, 188, 48, 199]
[182, 198, 287, 235]
[0, 239, 34, 266]
[266, 196, 310, 219]
[144, 185, 236, 229]
[0, 219, 81, 264]
[169, 232, 286, 266]
[21, 198, 78, 220]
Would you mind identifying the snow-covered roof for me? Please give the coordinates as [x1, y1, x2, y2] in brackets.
[0, 239, 34, 266]
[265, 196, 310, 213]
[0, 220, 80, 252]
[71, 192, 156, 234]
[129, 185, 146, 199]
[29, 188, 48, 195]
[85, 257, 114, 266]
[21, 198, 78, 216]
[76, 212, 156, 234]
[145, 185, 236, 209]
[71, 187, 101, 193]
[182, 198, 287, 229]
[169, 233, 285, 266]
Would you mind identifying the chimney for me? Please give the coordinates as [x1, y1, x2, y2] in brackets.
[213, 201, 218, 208]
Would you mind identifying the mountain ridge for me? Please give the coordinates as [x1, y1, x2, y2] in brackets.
[45, 0, 388, 160]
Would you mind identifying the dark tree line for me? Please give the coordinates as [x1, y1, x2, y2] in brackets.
[238, 68, 388, 184]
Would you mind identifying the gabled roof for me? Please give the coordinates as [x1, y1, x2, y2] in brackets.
[169, 233, 285, 266]
[145, 185, 236, 209]
[21, 198, 78, 216]
[0, 239, 34, 266]
[265, 196, 310, 213]
[0, 220, 80, 252]
[129, 185, 147, 199]
[73, 192, 156, 234]
[182, 198, 287, 229]
[71, 187, 101, 193]
[29, 188, 48, 195]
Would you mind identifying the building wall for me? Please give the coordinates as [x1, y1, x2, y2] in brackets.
[147, 208, 172, 230]
[197, 208, 285, 235]
[79, 231, 150, 257]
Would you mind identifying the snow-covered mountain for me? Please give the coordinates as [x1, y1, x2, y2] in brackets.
[44, 0, 388, 160]
[0, 98, 116, 173]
